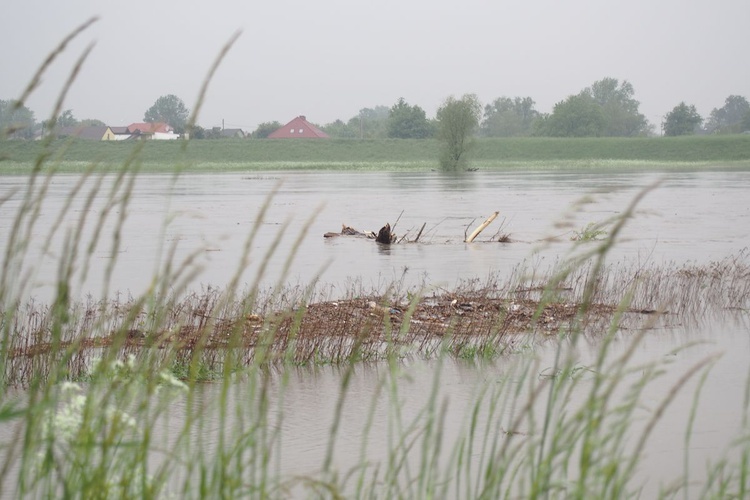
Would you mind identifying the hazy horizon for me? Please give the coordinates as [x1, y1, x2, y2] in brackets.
[1, 0, 748, 132]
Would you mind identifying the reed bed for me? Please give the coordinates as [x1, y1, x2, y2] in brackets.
[3, 251, 748, 387]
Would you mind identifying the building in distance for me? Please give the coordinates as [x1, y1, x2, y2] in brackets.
[267, 116, 329, 139]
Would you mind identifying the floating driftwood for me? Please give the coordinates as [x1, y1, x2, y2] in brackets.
[323, 223, 394, 243]
[324, 224, 375, 239]
[414, 222, 427, 243]
[466, 211, 499, 243]
[376, 223, 395, 244]
[324, 211, 506, 244]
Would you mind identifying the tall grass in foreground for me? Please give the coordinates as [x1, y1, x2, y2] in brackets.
[2, 24, 750, 499]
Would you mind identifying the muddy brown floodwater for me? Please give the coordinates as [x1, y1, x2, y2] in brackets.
[1, 167, 749, 496]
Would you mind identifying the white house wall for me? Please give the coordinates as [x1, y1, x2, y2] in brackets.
[153, 132, 180, 140]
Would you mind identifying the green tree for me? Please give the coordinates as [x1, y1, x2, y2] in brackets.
[742, 111, 750, 133]
[663, 102, 702, 136]
[251, 121, 282, 139]
[189, 125, 206, 139]
[321, 119, 357, 138]
[706, 95, 750, 134]
[79, 118, 106, 127]
[586, 77, 648, 136]
[387, 98, 433, 139]
[323, 106, 391, 139]
[537, 92, 606, 137]
[436, 94, 482, 171]
[188, 126, 222, 139]
[355, 106, 390, 139]
[0, 99, 36, 139]
[206, 127, 223, 139]
[188, 125, 224, 139]
[480, 96, 539, 137]
[144, 94, 189, 133]
[57, 109, 78, 127]
[44, 109, 78, 133]
[536, 77, 648, 137]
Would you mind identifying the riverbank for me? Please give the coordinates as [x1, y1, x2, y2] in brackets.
[1, 135, 750, 173]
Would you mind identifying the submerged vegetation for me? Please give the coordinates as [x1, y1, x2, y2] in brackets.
[4, 253, 749, 387]
[571, 222, 609, 242]
[2, 21, 750, 499]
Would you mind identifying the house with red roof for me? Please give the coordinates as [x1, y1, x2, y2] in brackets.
[267, 116, 329, 139]
[127, 122, 179, 140]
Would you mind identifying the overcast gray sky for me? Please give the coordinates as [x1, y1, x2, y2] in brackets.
[1, 0, 748, 131]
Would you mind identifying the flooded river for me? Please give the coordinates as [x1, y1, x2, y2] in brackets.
[1, 167, 749, 496]
[2, 169, 748, 300]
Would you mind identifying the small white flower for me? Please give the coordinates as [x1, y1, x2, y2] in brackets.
[89, 356, 102, 374]
[105, 406, 137, 429]
[60, 381, 81, 394]
[158, 371, 188, 392]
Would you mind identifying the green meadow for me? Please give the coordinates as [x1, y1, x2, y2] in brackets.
[1, 134, 750, 173]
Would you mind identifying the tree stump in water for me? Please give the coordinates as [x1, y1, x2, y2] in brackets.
[376, 223, 395, 244]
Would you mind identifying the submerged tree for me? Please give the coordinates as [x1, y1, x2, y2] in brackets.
[663, 102, 702, 136]
[436, 94, 482, 171]
[144, 94, 189, 133]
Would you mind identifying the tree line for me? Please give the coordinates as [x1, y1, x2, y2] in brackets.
[315, 79, 749, 140]
[216, 86, 750, 138]
[3, 77, 750, 167]
[0, 95, 189, 140]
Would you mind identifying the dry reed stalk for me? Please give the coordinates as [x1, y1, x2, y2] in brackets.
[2, 251, 748, 387]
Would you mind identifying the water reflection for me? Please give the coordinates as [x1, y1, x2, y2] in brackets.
[375, 242, 393, 255]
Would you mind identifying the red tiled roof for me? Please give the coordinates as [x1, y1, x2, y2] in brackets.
[127, 122, 173, 134]
[267, 116, 329, 139]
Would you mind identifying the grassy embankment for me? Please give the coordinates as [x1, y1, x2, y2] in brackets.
[1, 134, 750, 173]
